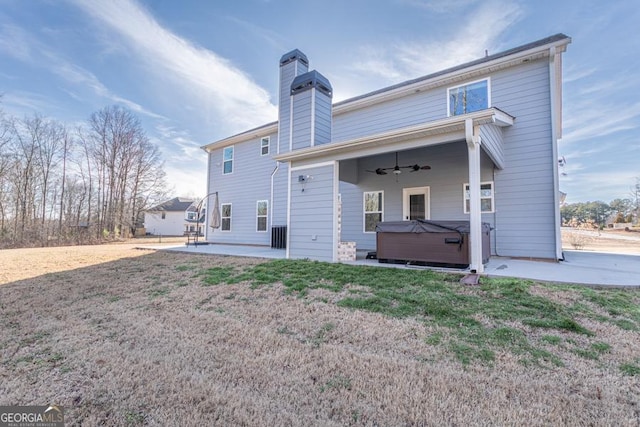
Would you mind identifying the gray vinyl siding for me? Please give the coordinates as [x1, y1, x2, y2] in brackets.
[332, 89, 444, 143]
[339, 144, 495, 251]
[491, 60, 556, 259]
[289, 164, 335, 261]
[480, 124, 504, 169]
[271, 162, 289, 226]
[291, 90, 312, 150]
[314, 91, 332, 145]
[278, 60, 308, 154]
[207, 133, 277, 245]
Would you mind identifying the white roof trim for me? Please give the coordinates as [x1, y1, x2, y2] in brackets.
[274, 108, 513, 163]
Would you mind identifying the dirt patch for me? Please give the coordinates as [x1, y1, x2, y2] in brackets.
[562, 228, 640, 254]
[1, 244, 639, 426]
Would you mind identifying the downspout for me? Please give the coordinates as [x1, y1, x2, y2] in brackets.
[465, 118, 484, 273]
[204, 150, 212, 242]
[270, 163, 278, 234]
[549, 46, 564, 261]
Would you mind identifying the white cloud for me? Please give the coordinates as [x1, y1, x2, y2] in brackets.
[0, 24, 32, 62]
[70, 0, 277, 133]
[347, 0, 523, 85]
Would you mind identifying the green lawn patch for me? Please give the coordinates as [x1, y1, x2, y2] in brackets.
[196, 258, 640, 366]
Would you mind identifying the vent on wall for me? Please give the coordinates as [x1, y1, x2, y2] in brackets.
[271, 226, 287, 249]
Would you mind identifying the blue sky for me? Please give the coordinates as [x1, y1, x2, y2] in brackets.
[0, 0, 638, 203]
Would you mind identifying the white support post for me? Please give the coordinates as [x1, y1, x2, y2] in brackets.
[465, 118, 484, 273]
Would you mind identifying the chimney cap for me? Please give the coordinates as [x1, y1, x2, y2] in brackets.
[291, 70, 332, 97]
[280, 49, 309, 67]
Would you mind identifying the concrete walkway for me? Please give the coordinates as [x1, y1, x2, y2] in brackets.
[146, 242, 640, 287]
[485, 251, 640, 287]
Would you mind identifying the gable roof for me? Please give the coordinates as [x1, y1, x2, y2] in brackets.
[147, 197, 195, 212]
[334, 33, 570, 108]
[202, 33, 570, 152]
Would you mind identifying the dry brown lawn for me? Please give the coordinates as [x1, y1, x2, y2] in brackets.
[1, 243, 639, 426]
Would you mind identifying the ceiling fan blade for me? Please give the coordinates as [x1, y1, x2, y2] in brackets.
[420, 165, 431, 170]
[366, 169, 387, 175]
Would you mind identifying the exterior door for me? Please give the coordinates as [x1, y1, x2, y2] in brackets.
[403, 187, 430, 220]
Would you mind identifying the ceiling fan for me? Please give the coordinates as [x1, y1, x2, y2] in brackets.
[366, 152, 431, 175]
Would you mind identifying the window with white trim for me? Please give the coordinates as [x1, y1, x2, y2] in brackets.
[448, 79, 489, 116]
[463, 182, 494, 213]
[260, 137, 269, 156]
[256, 200, 268, 232]
[363, 191, 384, 233]
[223, 146, 234, 174]
[221, 203, 232, 231]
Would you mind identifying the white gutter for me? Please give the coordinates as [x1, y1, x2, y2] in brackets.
[549, 46, 564, 261]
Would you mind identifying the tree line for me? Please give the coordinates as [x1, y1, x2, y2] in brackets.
[0, 104, 168, 248]
[561, 189, 639, 229]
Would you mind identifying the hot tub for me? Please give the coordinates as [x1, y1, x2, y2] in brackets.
[375, 220, 491, 268]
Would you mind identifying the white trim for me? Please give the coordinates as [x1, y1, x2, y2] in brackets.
[204, 152, 212, 241]
[220, 203, 232, 232]
[286, 163, 292, 259]
[402, 186, 431, 221]
[222, 145, 234, 175]
[447, 77, 491, 117]
[289, 97, 294, 152]
[465, 118, 483, 273]
[256, 200, 268, 232]
[332, 161, 339, 262]
[363, 190, 384, 233]
[290, 160, 336, 172]
[275, 108, 513, 163]
[549, 46, 563, 260]
[310, 88, 316, 147]
[463, 181, 495, 214]
[269, 164, 278, 228]
[260, 136, 270, 156]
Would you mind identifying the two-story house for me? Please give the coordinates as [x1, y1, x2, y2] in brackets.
[202, 34, 571, 273]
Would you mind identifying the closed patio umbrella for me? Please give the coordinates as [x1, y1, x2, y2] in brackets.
[210, 192, 221, 229]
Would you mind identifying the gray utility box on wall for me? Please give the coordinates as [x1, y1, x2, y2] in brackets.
[375, 220, 491, 268]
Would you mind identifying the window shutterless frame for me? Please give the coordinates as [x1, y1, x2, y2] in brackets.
[256, 200, 268, 232]
[363, 191, 384, 233]
[221, 203, 232, 231]
[223, 146, 234, 174]
[260, 137, 270, 156]
[447, 78, 491, 117]
[463, 181, 495, 213]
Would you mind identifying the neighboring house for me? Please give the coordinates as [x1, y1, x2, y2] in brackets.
[144, 197, 200, 236]
[202, 34, 571, 272]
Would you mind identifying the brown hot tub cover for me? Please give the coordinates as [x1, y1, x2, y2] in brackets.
[375, 220, 491, 267]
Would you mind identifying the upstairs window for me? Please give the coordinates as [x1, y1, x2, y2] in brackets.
[463, 182, 494, 213]
[363, 191, 384, 233]
[448, 79, 489, 116]
[223, 146, 234, 174]
[221, 203, 232, 231]
[186, 211, 196, 220]
[260, 137, 270, 156]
